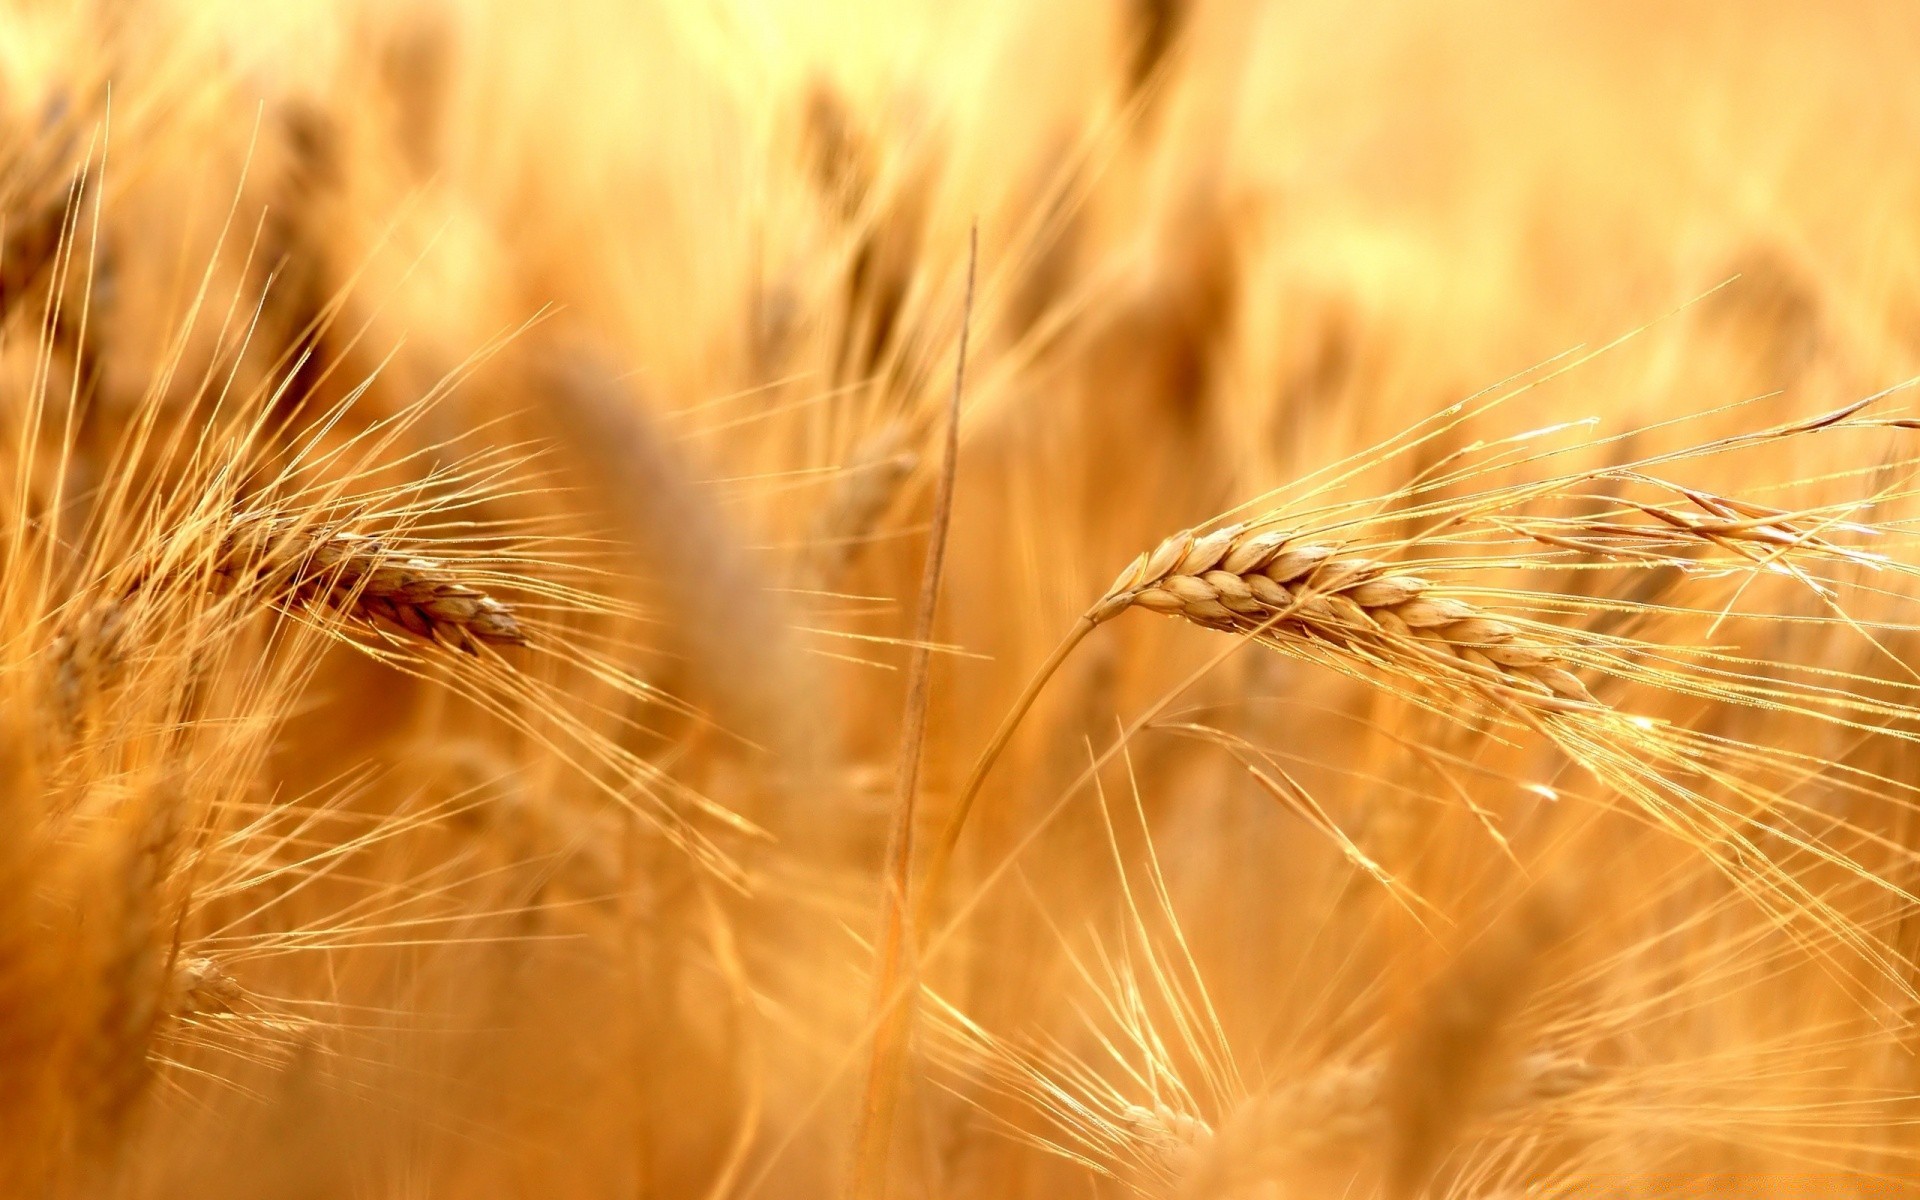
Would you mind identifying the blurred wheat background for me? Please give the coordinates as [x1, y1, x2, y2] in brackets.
[8, 1, 1920, 1196]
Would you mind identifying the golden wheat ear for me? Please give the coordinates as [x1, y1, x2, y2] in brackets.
[1092, 523, 1595, 713]
[214, 514, 526, 654]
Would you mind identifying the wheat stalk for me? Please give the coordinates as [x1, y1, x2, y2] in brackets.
[849, 228, 976, 1200]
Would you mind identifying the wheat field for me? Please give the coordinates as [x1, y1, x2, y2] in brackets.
[7, 1, 1920, 1196]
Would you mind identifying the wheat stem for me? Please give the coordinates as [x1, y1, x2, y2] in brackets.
[915, 613, 1097, 935]
[848, 228, 975, 1200]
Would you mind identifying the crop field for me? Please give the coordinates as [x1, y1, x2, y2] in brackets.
[5, 2, 1920, 1196]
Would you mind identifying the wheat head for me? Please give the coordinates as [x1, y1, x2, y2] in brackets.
[215, 514, 526, 654]
[1092, 523, 1597, 714]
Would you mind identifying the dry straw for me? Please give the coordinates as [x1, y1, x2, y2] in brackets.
[849, 228, 976, 1200]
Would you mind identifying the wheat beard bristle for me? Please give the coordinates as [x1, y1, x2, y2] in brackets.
[1093, 523, 1597, 714]
[216, 515, 527, 654]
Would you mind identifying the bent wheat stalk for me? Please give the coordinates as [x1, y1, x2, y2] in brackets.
[916, 520, 1595, 931]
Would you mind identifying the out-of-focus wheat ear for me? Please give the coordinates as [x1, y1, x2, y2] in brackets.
[801, 79, 933, 386]
[1175, 1068, 1372, 1198]
[802, 79, 876, 226]
[0, 74, 97, 327]
[532, 346, 827, 788]
[213, 514, 527, 654]
[1065, 184, 1242, 578]
[370, 1, 460, 179]
[0, 704, 71, 1192]
[807, 419, 919, 585]
[47, 596, 130, 741]
[1000, 141, 1087, 346]
[84, 771, 187, 1153]
[1115, 1101, 1213, 1192]
[1177, 1048, 1602, 1197]
[0, 177, 72, 324]
[1694, 243, 1830, 392]
[1379, 882, 1574, 1200]
[1123, 0, 1189, 99]
[253, 96, 344, 425]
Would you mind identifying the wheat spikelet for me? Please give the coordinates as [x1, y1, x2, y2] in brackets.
[167, 956, 242, 1018]
[212, 513, 526, 654]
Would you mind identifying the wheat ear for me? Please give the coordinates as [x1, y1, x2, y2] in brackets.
[214, 514, 526, 653]
[1090, 523, 1596, 712]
